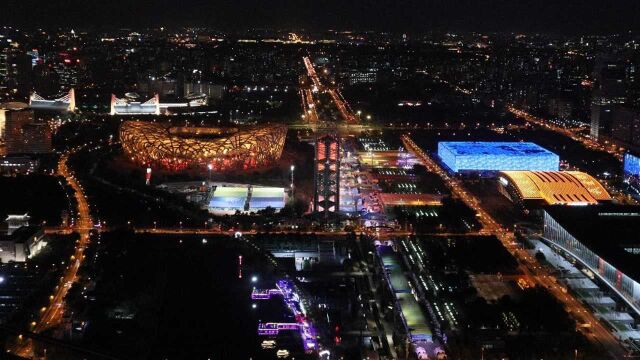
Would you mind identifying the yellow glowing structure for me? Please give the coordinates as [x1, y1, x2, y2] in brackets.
[379, 193, 443, 207]
[498, 170, 611, 205]
[119, 121, 287, 171]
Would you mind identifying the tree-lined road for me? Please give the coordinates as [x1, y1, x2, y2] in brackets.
[12, 152, 94, 358]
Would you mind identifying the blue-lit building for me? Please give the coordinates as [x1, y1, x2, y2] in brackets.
[623, 152, 640, 200]
[437, 141, 559, 173]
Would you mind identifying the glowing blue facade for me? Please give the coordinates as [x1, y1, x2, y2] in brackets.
[623, 153, 640, 199]
[437, 141, 559, 173]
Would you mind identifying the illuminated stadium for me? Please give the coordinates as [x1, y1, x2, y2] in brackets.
[110, 93, 208, 115]
[119, 121, 287, 171]
[498, 170, 611, 207]
[438, 141, 559, 173]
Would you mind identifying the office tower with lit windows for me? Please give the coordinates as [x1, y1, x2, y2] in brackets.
[591, 59, 627, 139]
[1, 103, 51, 155]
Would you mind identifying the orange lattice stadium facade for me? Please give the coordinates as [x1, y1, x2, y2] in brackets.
[119, 121, 287, 171]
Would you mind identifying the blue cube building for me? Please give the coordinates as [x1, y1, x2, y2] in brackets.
[437, 141, 559, 173]
[623, 152, 640, 199]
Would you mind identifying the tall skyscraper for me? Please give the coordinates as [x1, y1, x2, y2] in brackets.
[590, 58, 627, 139]
[1, 103, 51, 155]
[313, 133, 340, 220]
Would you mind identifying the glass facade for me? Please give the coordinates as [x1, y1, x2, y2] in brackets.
[438, 141, 560, 173]
[543, 211, 640, 315]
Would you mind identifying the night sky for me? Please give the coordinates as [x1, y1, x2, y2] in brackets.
[3, 0, 640, 34]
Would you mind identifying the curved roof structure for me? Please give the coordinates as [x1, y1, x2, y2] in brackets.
[30, 89, 76, 112]
[111, 94, 160, 115]
[119, 121, 287, 171]
[499, 170, 611, 205]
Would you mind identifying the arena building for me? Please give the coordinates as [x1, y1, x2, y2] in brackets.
[542, 206, 640, 316]
[437, 141, 559, 173]
[111, 94, 160, 115]
[119, 121, 287, 171]
[110, 93, 207, 115]
[498, 170, 611, 207]
[29, 89, 76, 112]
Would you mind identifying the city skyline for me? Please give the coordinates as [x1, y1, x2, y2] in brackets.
[0, 8, 640, 359]
[2, 0, 640, 34]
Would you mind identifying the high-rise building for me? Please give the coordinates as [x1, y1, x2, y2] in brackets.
[347, 69, 377, 85]
[590, 103, 614, 140]
[1, 103, 51, 155]
[0, 47, 33, 97]
[313, 133, 340, 220]
[590, 59, 627, 139]
[610, 107, 640, 146]
[547, 97, 573, 120]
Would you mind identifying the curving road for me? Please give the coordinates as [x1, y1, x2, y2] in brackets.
[12, 151, 93, 358]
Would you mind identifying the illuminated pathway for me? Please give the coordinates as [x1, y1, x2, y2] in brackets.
[299, 88, 319, 124]
[12, 151, 93, 357]
[253, 279, 317, 353]
[302, 56, 322, 90]
[401, 135, 629, 358]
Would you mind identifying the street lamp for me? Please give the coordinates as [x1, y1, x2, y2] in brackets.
[207, 163, 213, 183]
[290, 165, 295, 199]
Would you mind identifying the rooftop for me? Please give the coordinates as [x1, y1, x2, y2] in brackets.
[545, 205, 640, 282]
[439, 141, 557, 157]
[500, 171, 611, 205]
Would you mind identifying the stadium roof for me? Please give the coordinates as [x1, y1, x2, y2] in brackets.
[499, 171, 611, 205]
[439, 141, 557, 157]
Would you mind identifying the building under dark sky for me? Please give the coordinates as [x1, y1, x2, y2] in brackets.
[3, 0, 640, 34]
